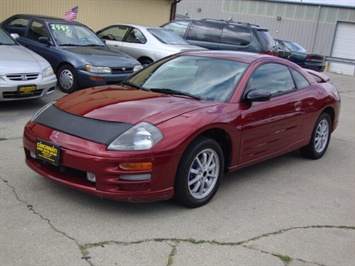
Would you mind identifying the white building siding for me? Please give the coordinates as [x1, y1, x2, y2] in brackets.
[176, 0, 355, 75]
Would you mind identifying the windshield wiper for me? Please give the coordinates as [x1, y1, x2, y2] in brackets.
[83, 44, 105, 47]
[120, 81, 150, 91]
[58, 43, 80, 46]
[150, 88, 200, 100]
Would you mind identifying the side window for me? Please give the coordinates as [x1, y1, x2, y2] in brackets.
[98, 26, 129, 41]
[162, 21, 189, 38]
[4, 18, 29, 36]
[125, 28, 146, 43]
[246, 63, 295, 96]
[220, 25, 251, 45]
[28, 21, 49, 41]
[290, 68, 310, 89]
[186, 21, 223, 42]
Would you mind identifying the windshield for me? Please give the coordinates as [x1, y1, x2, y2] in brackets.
[148, 28, 190, 45]
[126, 55, 248, 102]
[0, 28, 16, 45]
[283, 40, 307, 52]
[49, 23, 105, 46]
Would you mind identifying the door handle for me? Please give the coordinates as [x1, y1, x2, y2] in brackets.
[294, 101, 302, 111]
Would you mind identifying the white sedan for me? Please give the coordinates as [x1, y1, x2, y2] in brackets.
[97, 24, 206, 66]
[0, 28, 57, 101]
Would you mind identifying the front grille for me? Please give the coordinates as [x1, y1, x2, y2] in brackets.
[6, 73, 39, 81]
[111, 67, 133, 74]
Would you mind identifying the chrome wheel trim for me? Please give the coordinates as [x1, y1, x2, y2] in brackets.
[314, 119, 329, 153]
[59, 69, 74, 90]
[188, 148, 220, 200]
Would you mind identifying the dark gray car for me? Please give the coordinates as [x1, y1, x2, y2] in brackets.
[1, 14, 142, 93]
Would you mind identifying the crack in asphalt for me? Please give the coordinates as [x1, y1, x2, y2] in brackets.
[2, 177, 354, 266]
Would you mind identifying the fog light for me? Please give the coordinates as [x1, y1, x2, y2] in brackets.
[30, 151, 37, 159]
[120, 174, 151, 181]
[87, 172, 96, 182]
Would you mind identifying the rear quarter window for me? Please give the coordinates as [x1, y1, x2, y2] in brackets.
[290, 68, 310, 89]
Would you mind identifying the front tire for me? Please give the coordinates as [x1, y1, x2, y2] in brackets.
[138, 58, 153, 68]
[174, 136, 224, 208]
[58, 65, 79, 93]
[300, 113, 331, 159]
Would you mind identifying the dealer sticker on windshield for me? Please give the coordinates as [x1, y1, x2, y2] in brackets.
[35, 139, 60, 166]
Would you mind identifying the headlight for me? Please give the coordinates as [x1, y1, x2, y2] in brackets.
[42, 66, 54, 77]
[85, 65, 112, 73]
[30, 101, 55, 122]
[133, 65, 143, 72]
[108, 122, 163, 151]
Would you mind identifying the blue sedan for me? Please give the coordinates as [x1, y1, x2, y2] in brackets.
[1, 14, 142, 93]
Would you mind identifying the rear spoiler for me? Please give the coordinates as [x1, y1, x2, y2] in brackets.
[305, 69, 330, 83]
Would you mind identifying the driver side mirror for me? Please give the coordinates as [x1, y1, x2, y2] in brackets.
[10, 33, 20, 40]
[245, 89, 272, 102]
[38, 37, 53, 45]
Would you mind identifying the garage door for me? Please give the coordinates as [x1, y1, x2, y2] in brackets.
[329, 22, 355, 76]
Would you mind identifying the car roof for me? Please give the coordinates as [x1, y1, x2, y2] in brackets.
[105, 23, 163, 31]
[176, 18, 269, 31]
[6, 14, 82, 25]
[180, 50, 274, 63]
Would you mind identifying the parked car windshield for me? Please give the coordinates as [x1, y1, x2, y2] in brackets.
[127, 55, 248, 102]
[148, 28, 190, 45]
[49, 23, 105, 46]
[0, 28, 16, 45]
[283, 40, 307, 52]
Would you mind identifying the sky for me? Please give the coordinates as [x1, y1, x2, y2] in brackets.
[279, 0, 355, 7]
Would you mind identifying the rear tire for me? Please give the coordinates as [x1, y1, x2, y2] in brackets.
[300, 113, 331, 159]
[174, 136, 224, 208]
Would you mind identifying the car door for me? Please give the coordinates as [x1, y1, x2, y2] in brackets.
[97, 25, 129, 52]
[16, 19, 57, 67]
[120, 27, 148, 59]
[239, 63, 304, 164]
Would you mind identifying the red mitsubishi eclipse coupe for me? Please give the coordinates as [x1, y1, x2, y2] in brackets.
[23, 51, 341, 207]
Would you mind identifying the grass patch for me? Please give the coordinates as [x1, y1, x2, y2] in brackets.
[277, 254, 292, 263]
[0, 137, 7, 141]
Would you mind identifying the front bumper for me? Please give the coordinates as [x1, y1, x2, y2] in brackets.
[76, 69, 134, 88]
[23, 123, 177, 202]
[0, 75, 57, 101]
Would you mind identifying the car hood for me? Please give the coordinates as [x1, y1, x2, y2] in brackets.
[55, 86, 218, 125]
[0, 45, 49, 73]
[62, 46, 140, 66]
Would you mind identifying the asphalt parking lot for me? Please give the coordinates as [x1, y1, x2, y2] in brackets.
[0, 72, 354, 266]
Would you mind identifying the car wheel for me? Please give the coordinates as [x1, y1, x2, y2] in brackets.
[174, 136, 224, 208]
[139, 58, 153, 68]
[300, 113, 331, 159]
[58, 65, 78, 93]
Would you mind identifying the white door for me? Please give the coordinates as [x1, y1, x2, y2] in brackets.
[329, 22, 355, 75]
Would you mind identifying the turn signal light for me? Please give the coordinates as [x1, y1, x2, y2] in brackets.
[119, 162, 152, 171]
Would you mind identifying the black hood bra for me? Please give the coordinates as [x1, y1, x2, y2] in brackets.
[35, 105, 133, 145]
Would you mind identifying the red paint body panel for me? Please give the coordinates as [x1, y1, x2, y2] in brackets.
[23, 51, 341, 203]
